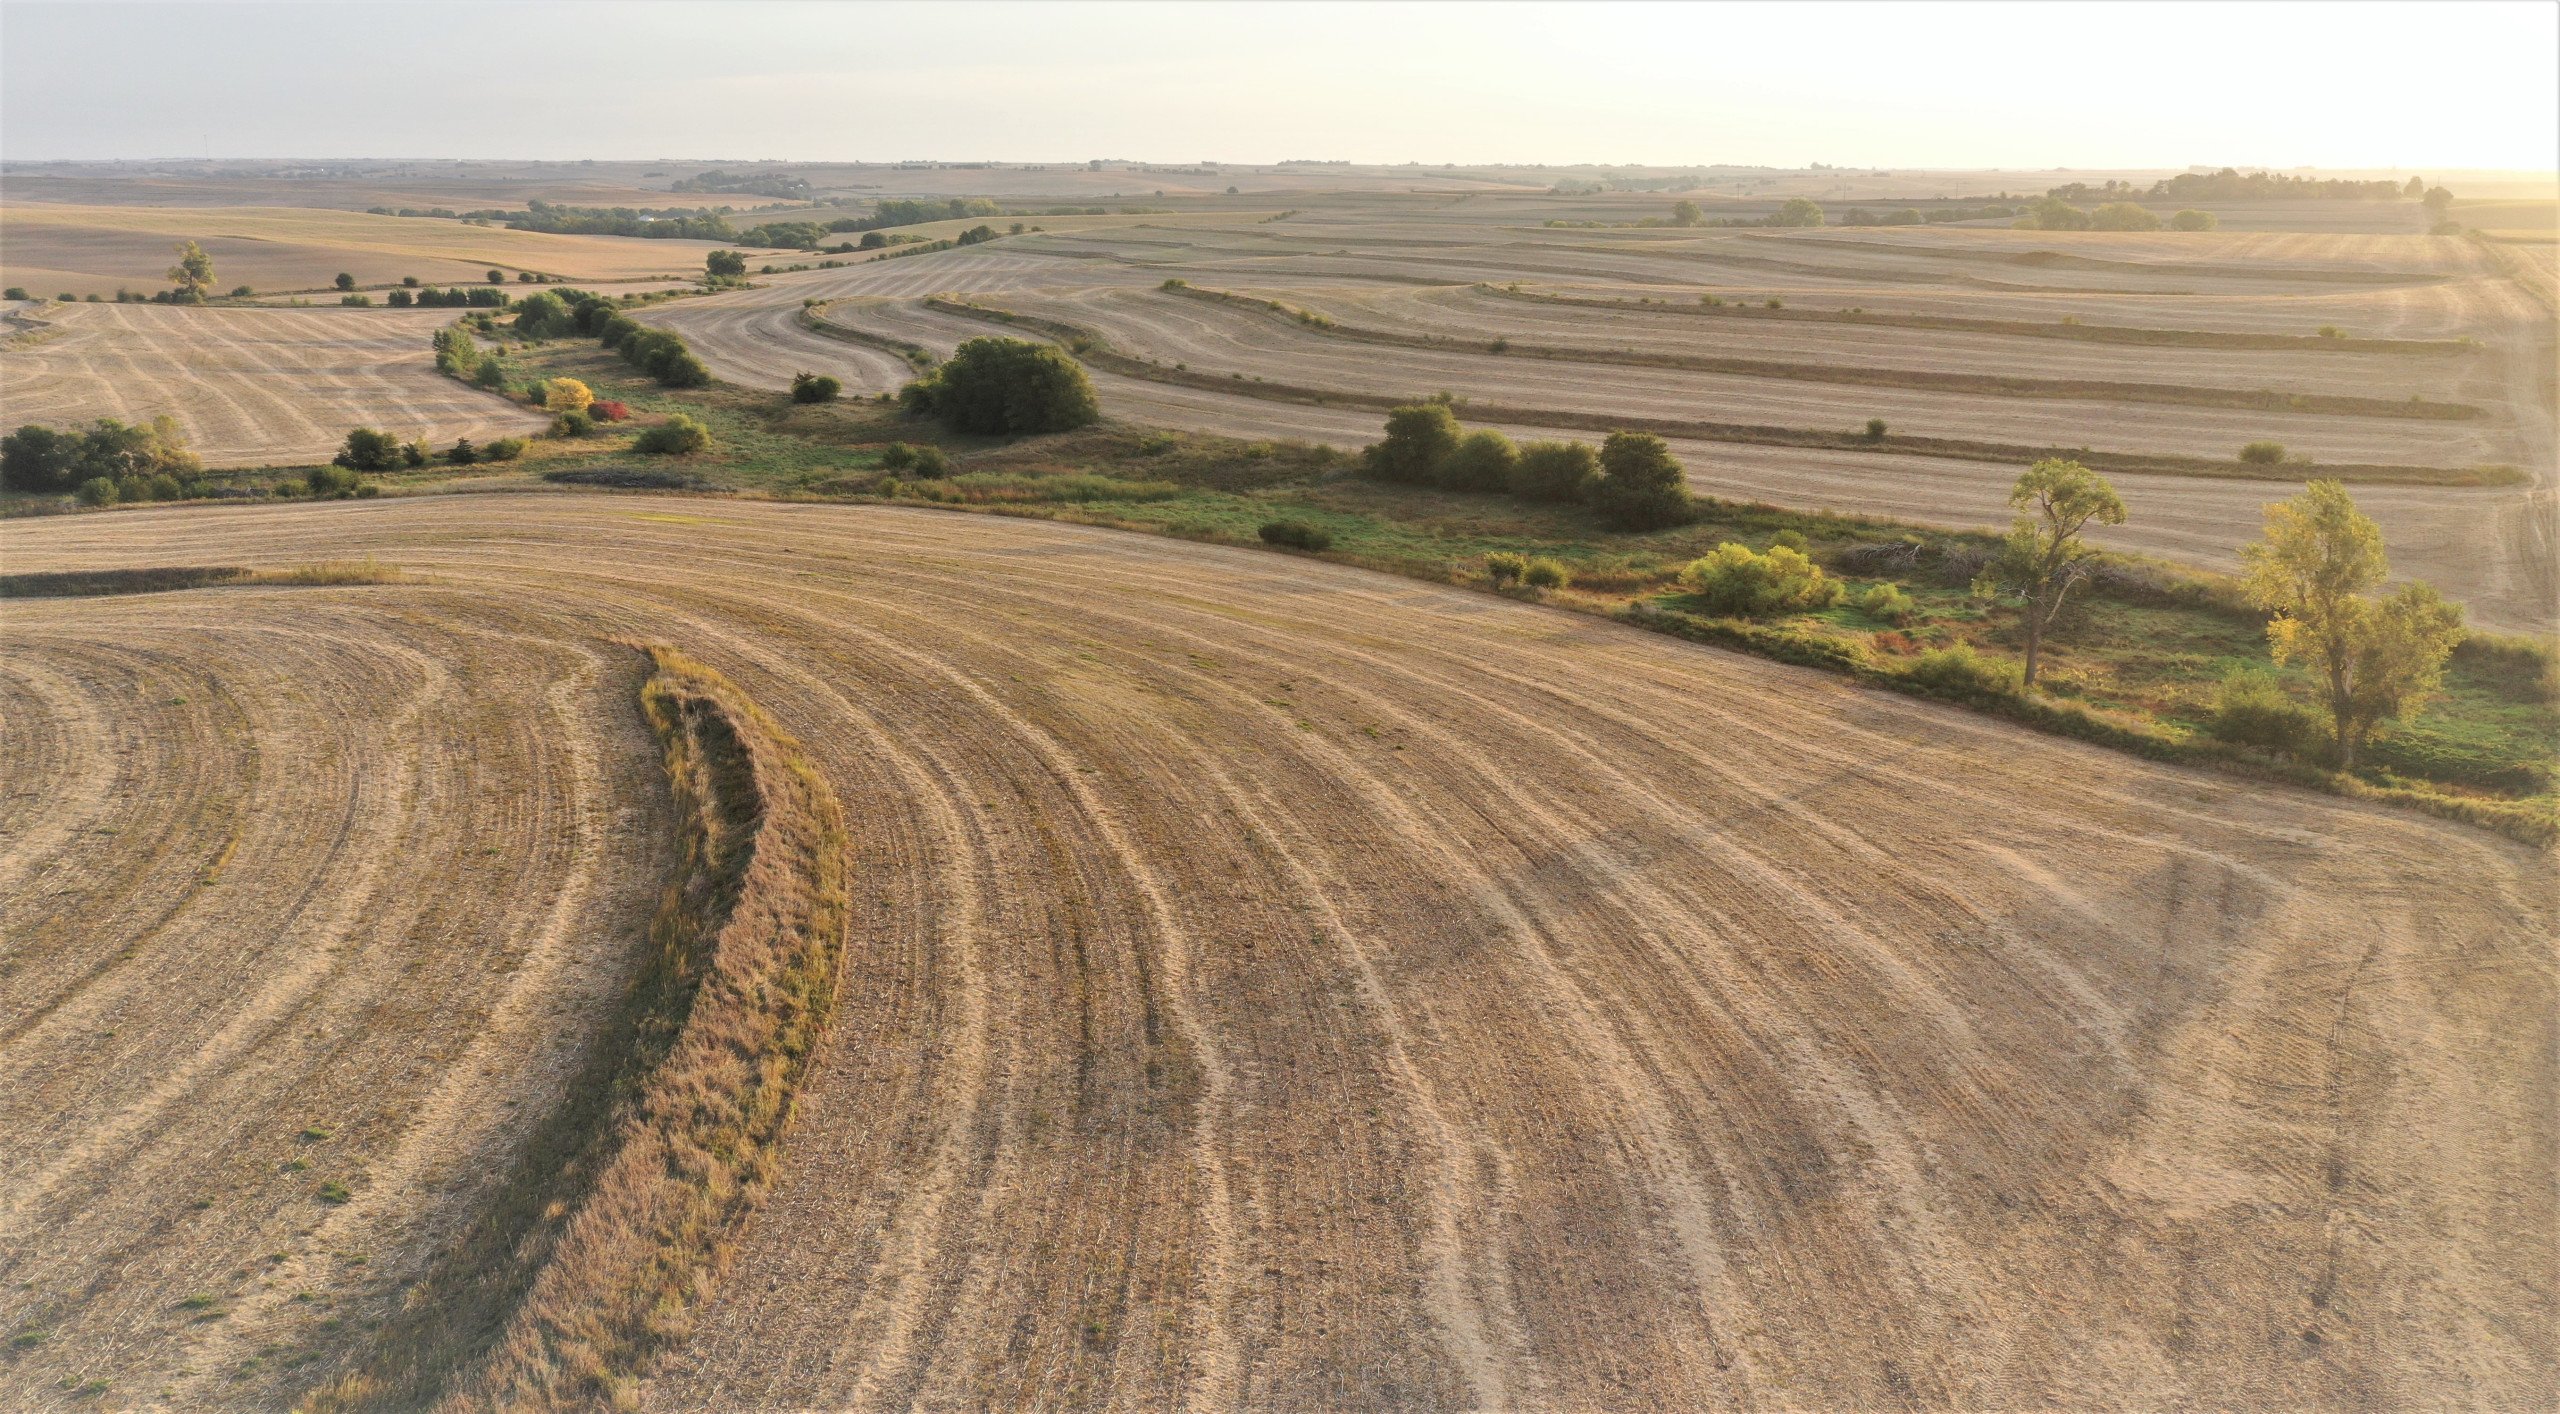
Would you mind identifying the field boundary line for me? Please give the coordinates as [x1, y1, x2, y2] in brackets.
[307, 644, 850, 1413]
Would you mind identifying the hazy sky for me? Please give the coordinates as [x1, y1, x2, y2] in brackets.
[5, 1, 2555, 171]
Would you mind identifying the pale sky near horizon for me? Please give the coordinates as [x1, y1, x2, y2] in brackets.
[4, 1, 2554, 172]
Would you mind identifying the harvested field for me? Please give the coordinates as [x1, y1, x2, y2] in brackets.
[0, 204, 786, 297]
[0, 301, 548, 467]
[2, 495, 2551, 1411]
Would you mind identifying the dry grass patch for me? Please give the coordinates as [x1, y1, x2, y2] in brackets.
[307, 645, 847, 1413]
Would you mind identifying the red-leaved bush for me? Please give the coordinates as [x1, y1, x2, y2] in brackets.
[591, 400, 631, 422]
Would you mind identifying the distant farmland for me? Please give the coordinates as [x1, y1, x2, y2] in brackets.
[0, 203, 788, 297]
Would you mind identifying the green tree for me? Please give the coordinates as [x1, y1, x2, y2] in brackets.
[2403, 175, 2425, 198]
[166, 240, 216, 302]
[1591, 431, 1692, 530]
[902, 337, 1097, 435]
[2421, 186, 2453, 216]
[2090, 202, 2161, 231]
[2240, 480, 2464, 767]
[1978, 459, 2127, 687]
[1670, 199, 1703, 227]
[334, 272, 356, 291]
[1, 424, 78, 492]
[333, 427, 402, 472]
[1437, 428, 1518, 492]
[1360, 403, 1462, 485]
[1509, 439, 1599, 502]
[706, 249, 748, 279]
[486, 268, 507, 284]
[511, 291, 574, 339]
[1772, 197, 1825, 227]
[2170, 208, 2217, 231]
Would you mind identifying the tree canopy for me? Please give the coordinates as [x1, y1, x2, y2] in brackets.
[901, 337, 1099, 435]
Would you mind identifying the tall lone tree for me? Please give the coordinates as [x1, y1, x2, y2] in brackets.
[1981, 458, 2126, 686]
[706, 249, 747, 279]
[166, 240, 216, 303]
[2240, 480, 2464, 768]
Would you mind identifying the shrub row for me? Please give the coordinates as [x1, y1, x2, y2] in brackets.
[1358, 403, 1694, 530]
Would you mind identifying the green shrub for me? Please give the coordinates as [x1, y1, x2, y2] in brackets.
[473, 355, 506, 389]
[1677, 542, 1841, 615]
[902, 337, 1097, 435]
[551, 410, 594, 438]
[75, 476, 117, 506]
[879, 441, 918, 470]
[2171, 208, 2217, 231]
[447, 438, 477, 465]
[1769, 529, 1808, 553]
[1437, 428, 1518, 492]
[1855, 582, 1916, 624]
[1863, 418, 1887, 440]
[2207, 669, 2325, 758]
[1258, 519, 1333, 551]
[1592, 431, 1693, 530]
[402, 440, 428, 467]
[2317, 325, 2343, 339]
[657, 351, 712, 388]
[1903, 642, 2022, 697]
[482, 437, 526, 462]
[2239, 440, 2286, 465]
[305, 464, 361, 499]
[791, 371, 842, 404]
[1509, 439, 1599, 502]
[333, 427, 402, 472]
[909, 445, 950, 477]
[1522, 557, 1570, 590]
[511, 291, 574, 339]
[633, 415, 712, 455]
[1485, 551, 1529, 587]
[1361, 403, 1462, 485]
[141, 473, 184, 502]
[2091, 201, 2161, 231]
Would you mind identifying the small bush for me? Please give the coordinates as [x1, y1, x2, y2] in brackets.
[790, 371, 842, 404]
[1699, 294, 1724, 307]
[402, 441, 428, 468]
[447, 438, 477, 465]
[339, 293, 373, 307]
[1855, 582, 1916, 624]
[1863, 418, 1887, 440]
[2316, 325, 2343, 339]
[589, 400, 630, 422]
[633, 415, 712, 456]
[1770, 529, 1809, 553]
[1437, 428, 1518, 493]
[1522, 557, 1570, 590]
[902, 337, 1097, 434]
[305, 464, 361, 499]
[1764, 298, 1784, 309]
[473, 355, 506, 389]
[879, 442, 918, 470]
[1258, 519, 1333, 551]
[1903, 643, 2022, 698]
[551, 410, 594, 438]
[909, 446, 950, 477]
[1485, 551, 1529, 587]
[2171, 208, 2217, 231]
[1510, 439, 1600, 503]
[1677, 542, 1841, 615]
[75, 476, 117, 506]
[542, 377, 593, 412]
[2238, 440, 2286, 465]
[482, 437, 526, 462]
[2207, 669, 2324, 757]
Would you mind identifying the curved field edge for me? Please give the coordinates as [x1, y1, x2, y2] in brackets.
[900, 297, 2523, 488]
[306, 644, 849, 1413]
[1161, 283, 2485, 421]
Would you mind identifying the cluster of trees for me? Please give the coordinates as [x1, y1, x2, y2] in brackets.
[790, 371, 841, 403]
[2, 416, 202, 499]
[332, 427, 521, 472]
[671, 169, 813, 198]
[899, 337, 1098, 434]
[500, 290, 712, 387]
[2013, 196, 2186, 231]
[2054, 170, 2434, 204]
[503, 200, 742, 240]
[1358, 404, 1694, 530]
[387, 285, 509, 308]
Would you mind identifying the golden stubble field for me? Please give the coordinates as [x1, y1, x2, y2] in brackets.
[0, 204, 789, 298]
[2, 495, 2549, 1411]
[1, 300, 551, 467]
